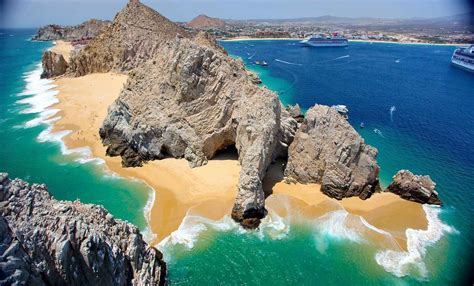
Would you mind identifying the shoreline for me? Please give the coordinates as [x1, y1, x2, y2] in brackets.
[44, 41, 429, 250]
[220, 37, 463, 46]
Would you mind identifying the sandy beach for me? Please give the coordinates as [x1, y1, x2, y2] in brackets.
[49, 40, 74, 61]
[48, 42, 428, 249]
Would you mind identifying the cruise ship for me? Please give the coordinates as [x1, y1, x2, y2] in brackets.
[300, 34, 348, 47]
[451, 45, 474, 72]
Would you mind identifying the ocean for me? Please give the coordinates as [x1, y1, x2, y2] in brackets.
[1, 30, 473, 285]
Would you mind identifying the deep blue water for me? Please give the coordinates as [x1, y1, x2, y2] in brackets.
[221, 40, 474, 284]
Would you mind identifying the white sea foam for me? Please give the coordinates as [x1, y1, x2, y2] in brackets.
[314, 210, 363, 242]
[275, 59, 303, 66]
[375, 205, 457, 279]
[335, 55, 350, 60]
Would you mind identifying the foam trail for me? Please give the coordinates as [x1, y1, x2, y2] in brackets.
[248, 52, 256, 60]
[335, 55, 350, 60]
[374, 128, 385, 138]
[375, 205, 457, 278]
[275, 59, 302, 66]
[390, 106, 396, 122]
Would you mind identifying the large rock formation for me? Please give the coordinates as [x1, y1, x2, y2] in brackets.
[188, 15, 227, 29]
[386, 170, 442, 205]
[33, 19, 110, 41]
[0, 173, 166, 286]
[68, 0, 191, 76]
[99, 35, 285, 228]
[285, 105, 380, 199]
[41, 50, 68, 78]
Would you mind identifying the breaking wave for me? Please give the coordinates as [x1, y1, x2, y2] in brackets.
[375, 205, 457, 278]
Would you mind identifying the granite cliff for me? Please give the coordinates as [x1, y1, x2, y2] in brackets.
[285, 105, 380, 199]
[0, 173, 166, 286]
[33, 19, 110, 41]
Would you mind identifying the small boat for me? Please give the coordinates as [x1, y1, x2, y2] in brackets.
[331, 105, 349, 119]
[360, 122, 365, 128]
[254, 60, 268, 66]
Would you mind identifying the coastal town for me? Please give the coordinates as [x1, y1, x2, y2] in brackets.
[183, 14, 474, 44]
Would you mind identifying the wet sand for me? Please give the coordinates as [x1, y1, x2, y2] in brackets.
[48, 42, 428, 248]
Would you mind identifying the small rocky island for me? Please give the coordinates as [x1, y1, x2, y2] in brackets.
[39, 0, 443, 229]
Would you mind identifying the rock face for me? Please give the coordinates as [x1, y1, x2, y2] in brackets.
[99, 35, 283, 228]
[188, 15, 227, 29]
[386, 170, 442, 205]
[0, 173, 166, 286]
[285, 105, 380, 199]
[33, 19, 110, 41]
[41, 50, 68, 78]
[68, 0, 190, 76]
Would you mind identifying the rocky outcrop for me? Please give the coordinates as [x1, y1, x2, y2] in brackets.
[41, 50, 68, 78]
[188, 15, 227, 29]
[0, 173, 166, 286]
[68, 0, 191, 76]
[33, 19, 110, 41]
[285, 105, 380, 199]
[99, 34, 283, 228]
[285, 104, 304, 123]
[386, 170, 442, 205]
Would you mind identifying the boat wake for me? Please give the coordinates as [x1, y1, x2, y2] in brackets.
[390, 106, 396, 121]
[248, 52, 256, 60]
[275, 59, 303, 66]
[334, 55, 350, 60]
[374, 128, 385, 138]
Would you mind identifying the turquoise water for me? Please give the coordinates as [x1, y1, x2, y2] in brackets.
[0, 29, 151, 231]
[2, 29, 473, 285]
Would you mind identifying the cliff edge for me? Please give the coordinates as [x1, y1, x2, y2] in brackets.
[0, 173, 166, 286]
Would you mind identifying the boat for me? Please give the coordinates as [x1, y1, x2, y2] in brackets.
[254, 60, 268, 66]
[331, 105, 349, 119]
[300, 34, 348, 47]
[360, 122, 365, 128]
[451, 45, 474, 72]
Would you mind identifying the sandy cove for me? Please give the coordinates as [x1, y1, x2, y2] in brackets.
[47, 42, 427, 249]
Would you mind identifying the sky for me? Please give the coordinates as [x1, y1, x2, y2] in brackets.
[0, 0, 472, 28]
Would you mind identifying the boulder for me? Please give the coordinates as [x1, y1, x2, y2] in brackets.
[285, 104, 380, 199]
[41, 51, 68, 78]
[0, 173, 166, 286]
[386, 170, 442, 205]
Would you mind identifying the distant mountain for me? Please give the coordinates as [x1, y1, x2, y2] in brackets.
[188, 15, 226, 29]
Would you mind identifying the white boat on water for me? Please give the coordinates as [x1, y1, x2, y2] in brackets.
[300, 34, 348, 47]
[451, 45, 474, 72]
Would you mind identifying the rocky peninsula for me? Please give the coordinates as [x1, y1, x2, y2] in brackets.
[0, 173, 166, 285]
[38, 0, 442, 231]
[33, 19, 110, 41]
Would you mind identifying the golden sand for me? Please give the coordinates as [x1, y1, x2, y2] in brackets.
[49, 40, 74, 61]
[48, 42, 428, 249]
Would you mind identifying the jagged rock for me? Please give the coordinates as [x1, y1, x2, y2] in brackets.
[33, 19, 110, 41]
[0, 173, 166, 286]
[285, 105, 380, 200]
[68, 0, 191, 76]
[386, 170, 442, 205]
[285, 104, 304, 123]
[41, 51, 68, 78]
[247, 71, 262, 84]
[99, 34, 282, 227]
